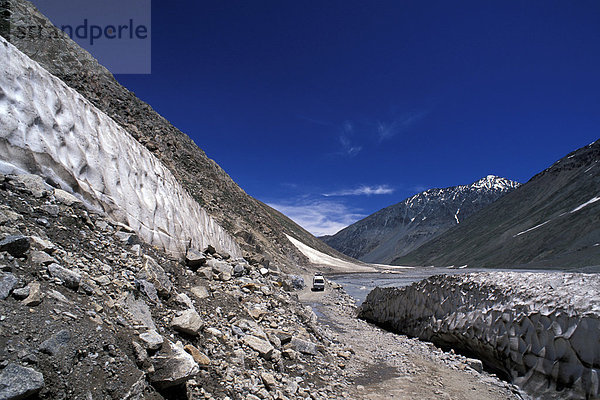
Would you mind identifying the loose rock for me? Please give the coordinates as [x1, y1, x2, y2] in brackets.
[0, 363, 44, 400]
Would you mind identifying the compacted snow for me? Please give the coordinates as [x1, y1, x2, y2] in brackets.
[0, 36, 241, 258]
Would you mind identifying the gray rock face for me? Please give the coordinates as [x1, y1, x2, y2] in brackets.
[47, 263, 81, 290]
[0, 363, 44, 400]
[0, 273, 18, 300]
[171, 309, 203, 336]
[0, 235, 30, 258]
[359, 272, 600, 399]
[148, 340, 199, 388]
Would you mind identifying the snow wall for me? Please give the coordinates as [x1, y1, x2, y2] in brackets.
[0, 36, 241, 259]
[359, 272, 600, 399]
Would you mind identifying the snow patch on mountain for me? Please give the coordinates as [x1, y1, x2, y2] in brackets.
[285, 234, 373, 272]
[571, 196, 600, 213]
[0, 36, 241, 258]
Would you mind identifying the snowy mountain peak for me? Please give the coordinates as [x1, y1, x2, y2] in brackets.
[322, 175, 520, 263]
[471, 175, 521, 191]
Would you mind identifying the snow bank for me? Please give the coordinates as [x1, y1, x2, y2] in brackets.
[0, 36, 241, 258]
[359, 272, 600, 399]
[285, 234, 373, 272]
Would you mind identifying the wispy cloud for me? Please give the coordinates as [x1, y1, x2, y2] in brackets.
[339, 135, 362, 157]
[268, 200, 366, 236]
[377, 110, 429, 141]
[323, 185, 395, 197]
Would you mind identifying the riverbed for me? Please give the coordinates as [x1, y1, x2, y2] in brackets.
[328, 267, 550, 305]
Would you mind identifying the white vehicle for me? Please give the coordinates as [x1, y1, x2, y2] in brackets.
[312, 274, 325, 291]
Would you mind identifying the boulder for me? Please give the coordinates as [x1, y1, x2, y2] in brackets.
[190, 286, 209, 299]
[30, 251, 56, 266]
[197, 267, 213, 280]
[0, 273, 18, 300]
[185, 249, 206, 270]
[53, 188, 81, 206]
[148, 340, 199, 388]
[206, 259, 233, 278]
[39, 329, 71, 356]
[184, 344, 211, 366]
[243, 335, 274, 359]
[135, 279, 159, 303]
[0, 363, 44, 399]
[290, 338, 318, 355]
[0, 235, 30, 258]
[47, 263, 81, 290]
[171, 309, 203, 336]
[139, 330, 164, 351]
[11, 286, 29, 300]
[290, 275, 305, 290]
[22, 282, 43, 306]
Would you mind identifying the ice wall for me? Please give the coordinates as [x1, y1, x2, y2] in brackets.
[0, 36, 241, 259]
[359, 272, 600, 399]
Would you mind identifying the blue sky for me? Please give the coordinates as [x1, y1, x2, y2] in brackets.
[115, 1, 600, 236]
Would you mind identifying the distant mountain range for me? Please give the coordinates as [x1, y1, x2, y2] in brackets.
[394, 139, 600, 269]
[320, 175, 520, 264]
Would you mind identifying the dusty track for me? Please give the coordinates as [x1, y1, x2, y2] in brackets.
[298, 275, 525, 400]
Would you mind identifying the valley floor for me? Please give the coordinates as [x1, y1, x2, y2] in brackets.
[298, 275, 524, 400]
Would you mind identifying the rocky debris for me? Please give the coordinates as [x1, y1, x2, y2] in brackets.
[359, 272, 600, 399]
[148, 340, 199, 388]
[290, 275, 306, 290]
[207, 259, 233, 281]
[0, 272, 18, 300]
[171, 309, 204, 336]
[0, 363, 44, 400]
[138, 256, 172, 297]
[47, 263, 81, 290]
[0, 172, 515, 400]
[0, 235, 30, 258]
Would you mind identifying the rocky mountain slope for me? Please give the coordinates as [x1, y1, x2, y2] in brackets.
[394, 139, 600, 269]
[321, 176, 519, 264]
[0, 0, 354, 272]
[0, 173, 359, 399]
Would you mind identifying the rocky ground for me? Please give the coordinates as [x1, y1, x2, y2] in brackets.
[0, 172, 525, 400]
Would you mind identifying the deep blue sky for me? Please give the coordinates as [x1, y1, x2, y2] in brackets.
[116, 0, 600, 236]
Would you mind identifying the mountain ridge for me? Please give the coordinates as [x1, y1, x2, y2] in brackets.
[393, 139, 600, 269]
[321, 175, 520, 264]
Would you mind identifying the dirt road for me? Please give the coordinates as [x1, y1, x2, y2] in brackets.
[298, 275, 525, 400]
